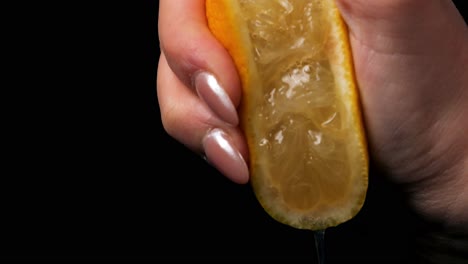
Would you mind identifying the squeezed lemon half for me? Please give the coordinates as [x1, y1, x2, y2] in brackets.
[206, 0, 368, 230]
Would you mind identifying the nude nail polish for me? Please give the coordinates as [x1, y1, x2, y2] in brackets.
[194, 72, 239, 126]
[203, 128, 249, 184]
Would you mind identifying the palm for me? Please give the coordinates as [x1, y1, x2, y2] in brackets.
[341, 0, 468, 186]
[337, 1, 468, 225]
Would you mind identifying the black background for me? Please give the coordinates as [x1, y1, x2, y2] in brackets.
[2, 0, 467, 262]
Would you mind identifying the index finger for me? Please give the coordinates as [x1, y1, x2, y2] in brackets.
[158, 0, 241, 122]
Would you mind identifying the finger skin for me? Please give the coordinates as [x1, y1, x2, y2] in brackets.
[158, 0, 241, 108]
[157, 0, 250, 183]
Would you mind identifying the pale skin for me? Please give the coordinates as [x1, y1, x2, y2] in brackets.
[157, 0, 468, 230]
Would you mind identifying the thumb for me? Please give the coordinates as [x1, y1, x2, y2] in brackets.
[335, 0, 467, 54]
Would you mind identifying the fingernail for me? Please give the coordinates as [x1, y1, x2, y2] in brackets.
[203, 128, 249, 184]
[194, 72, 239, 126]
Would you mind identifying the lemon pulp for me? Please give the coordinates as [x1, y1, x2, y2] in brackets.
[206, 0, 368, 230]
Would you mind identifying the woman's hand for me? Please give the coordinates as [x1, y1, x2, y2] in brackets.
[157, 0, 468, 229]
[157, 0, 249, 184]
[335, 0, 468, 228]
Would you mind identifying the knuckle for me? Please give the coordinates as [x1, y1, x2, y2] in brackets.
[159, 103, 180, 139]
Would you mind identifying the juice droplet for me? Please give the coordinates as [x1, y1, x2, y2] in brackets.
[314, 229, 326, 264]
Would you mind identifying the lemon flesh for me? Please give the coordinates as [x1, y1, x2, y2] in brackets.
[207, 0, 368, 231]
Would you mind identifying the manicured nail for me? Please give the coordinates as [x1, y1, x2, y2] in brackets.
[203, 129, 249, 184]
[194, 72, 239, 126]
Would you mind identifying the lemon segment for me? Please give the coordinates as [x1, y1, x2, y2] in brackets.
[206, 0, 369, 231]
